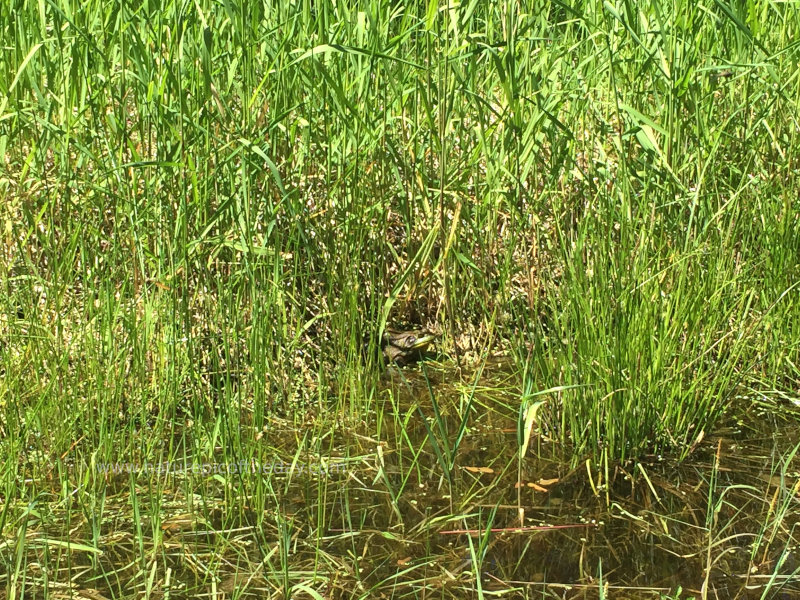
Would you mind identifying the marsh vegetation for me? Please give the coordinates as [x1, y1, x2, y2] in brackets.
[2, 0, 799, 597]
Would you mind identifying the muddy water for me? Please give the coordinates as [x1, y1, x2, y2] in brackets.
[9, 364, 800, 599]
[354, 363, 800, 598]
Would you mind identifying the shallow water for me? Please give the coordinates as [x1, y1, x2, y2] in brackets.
[362, 363, 800, 598]
[5, 363, 800, 599]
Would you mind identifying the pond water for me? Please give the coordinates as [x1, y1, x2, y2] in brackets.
[7, 363, 800, 599]
[354, 363, 800, 598]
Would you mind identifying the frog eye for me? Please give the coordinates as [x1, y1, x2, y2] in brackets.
[405, 335, 416, 347]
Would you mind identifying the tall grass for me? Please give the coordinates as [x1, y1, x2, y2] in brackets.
[1, 0, 799, 595]
[2, 0, 799, 475]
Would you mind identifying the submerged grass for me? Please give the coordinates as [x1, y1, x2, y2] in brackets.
[2, 0, 800, 597]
